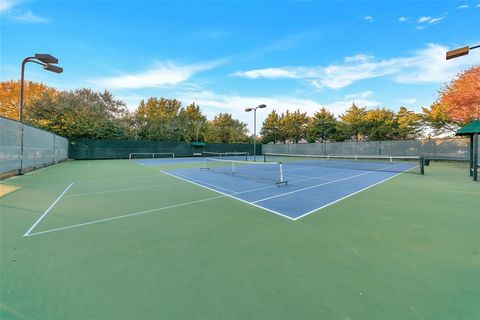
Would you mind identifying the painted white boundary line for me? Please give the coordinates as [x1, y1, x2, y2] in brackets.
[160, 170, 296, 221]
[292, 171, 406, 220]
[65, 182, 183, 198]
[25, 195, 225, 237]
[252, 172, 370, 204]
[23, 182, 74, 237]
[161, 162, 411, 221]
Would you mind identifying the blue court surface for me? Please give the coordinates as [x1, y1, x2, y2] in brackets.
[159, 159, 418, 220]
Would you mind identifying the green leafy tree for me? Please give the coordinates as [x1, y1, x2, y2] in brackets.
[28, 89, 129, 139]
[205, 113, 249, 143]
[260, 109, 282, 144]
[305, 107, 338, 142]
[394, 107, 423, 140]
[280, 109, 309, 143]
[135, 98, 184, 141]
[339, 103, 367, 141]
[421, 102, 459, 136]
[362, 107, 396, 141]
[178, 102, 208, 142]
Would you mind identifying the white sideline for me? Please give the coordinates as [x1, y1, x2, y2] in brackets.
[23, 182, 74, 237]
[25, 195, 225, 237]
[251, 172, 370, 204]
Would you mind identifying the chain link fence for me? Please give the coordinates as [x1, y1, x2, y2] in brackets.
[1, 116, 69, 176]
[263, 138, 473, 159]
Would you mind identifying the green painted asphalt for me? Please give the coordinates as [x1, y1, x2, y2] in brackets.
[0, 160, 478, 319]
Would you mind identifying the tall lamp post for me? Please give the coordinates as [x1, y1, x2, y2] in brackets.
[446, 44, 479, 181]
[245, 104, 266, 162]
[19, 54, 63, 174]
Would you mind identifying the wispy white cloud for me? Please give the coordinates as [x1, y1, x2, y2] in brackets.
[92, 60, 224, 89]
[362, 15, 374, 22]
[0, 0, 21, 12]
[417, 16, 431, 23]
[173, 89, 381, 131]
[398, 17, 408, 22]
[233, 43, 480, 89]
[11, 10, 49, 23]
[457, 4, 469, 9]
[417, 15, 445, 26]
[232, 68, 302, 79]
[344, 54, 374, 63]
[1, 0, 49, 23]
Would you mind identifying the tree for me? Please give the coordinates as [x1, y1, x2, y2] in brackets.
[205, 113, 249, 143]
[439, 65, 480, 124]
[394, 107, 422, 140]
[28, 89, 130, 139]
[178, 102, 208, 142]
[305, 107, 338, 142]
[260, 110, 282, 144]
[280, 109, 309, 143]
[421, 102, 459, 136]
[0, 80, 58, 120]
[339, 103, 367, 141]
[135, 98, 184, 141]
[362, 107, 396, 141]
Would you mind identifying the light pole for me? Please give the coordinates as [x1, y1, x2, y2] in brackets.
[446, 44, 479, 181]
[446, 44, 480, 60]
[19, 54, 63, 174]
[245, 104, 266, 162]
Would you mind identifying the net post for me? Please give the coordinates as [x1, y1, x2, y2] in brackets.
[280, 162, 284, 183]
[264, 154, 266, 162]
[231, 160, 235, 175]
[389, 156, 393, 164]
[419, 157, 425, 175]
[129, 153, 132, 160]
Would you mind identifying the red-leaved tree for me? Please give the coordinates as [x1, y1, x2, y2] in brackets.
[439, 65, 480, 124]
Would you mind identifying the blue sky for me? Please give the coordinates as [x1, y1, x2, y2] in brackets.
[1, 0, 479, 132]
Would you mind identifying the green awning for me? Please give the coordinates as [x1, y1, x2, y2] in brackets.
[456, 120, 480, 136]
[191, 142, 206, 147]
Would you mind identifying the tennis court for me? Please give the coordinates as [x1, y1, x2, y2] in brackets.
[157, 154, 424, 219]
[1, 157, 479, 319]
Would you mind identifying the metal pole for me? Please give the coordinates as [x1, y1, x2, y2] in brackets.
[253, 108, 257, 162]
[473, 133, 478, 181]
[18, 58, 29, 175]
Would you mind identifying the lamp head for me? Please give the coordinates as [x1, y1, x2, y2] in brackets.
[446, 46, 469, 60]
[245, 108, 253, 112]
[35, 54, 59, 64]
[258, 104, 266, 108]
[44, 64, 63, 74]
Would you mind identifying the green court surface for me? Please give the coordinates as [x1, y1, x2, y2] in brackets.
[0, 160, 479, 319]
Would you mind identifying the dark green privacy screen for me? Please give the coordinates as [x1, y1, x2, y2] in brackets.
[69, 139, 262, 159]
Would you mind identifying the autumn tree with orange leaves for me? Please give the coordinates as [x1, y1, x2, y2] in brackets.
[423, 65, 480, 135]
[439, 65, 480, 123]
[0, 80, 58, 121]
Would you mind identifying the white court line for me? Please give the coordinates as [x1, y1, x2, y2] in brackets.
[253, 162, 409, 204]
[23, 182, 74, 237]
[25, 195, 225, 237]
[292, 170, 409, 220]
[65, 182, 183, 198]
[252, 172, 370, 204]
[160, 170, 296, 221]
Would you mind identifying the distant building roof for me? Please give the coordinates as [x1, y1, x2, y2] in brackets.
[456, 120, 480, 136]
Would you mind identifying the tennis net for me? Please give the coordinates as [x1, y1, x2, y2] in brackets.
[202, 157, 287, 184]
[129, 153, 175, 159]
[263, 153, 424, 174]
[201, 151, 249, 161]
